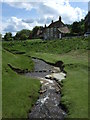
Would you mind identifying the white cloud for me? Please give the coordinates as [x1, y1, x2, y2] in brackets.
[2, 17, 33, 35]
[39, 1, 87, 23]
[3, 1, 87, 23]
[6, 2, 34, 10]
[34, 1, 86, 23]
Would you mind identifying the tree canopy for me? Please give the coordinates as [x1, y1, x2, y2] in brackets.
[32, 26, 40, 38]
[14, 29, 31, 40]
[4, 32, 13, 41]
[71, 20, 85, 34]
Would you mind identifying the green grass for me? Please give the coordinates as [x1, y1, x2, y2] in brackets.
[2, 37, 88, 118]
[2, 37, 88, 54]
[2, 50, 40, 118]
[61, 65, 88, 118]
[27, 50, 88, 118]
[3, 50, 34, 71]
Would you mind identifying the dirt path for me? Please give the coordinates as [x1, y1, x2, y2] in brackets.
[25, 58, 66, 119]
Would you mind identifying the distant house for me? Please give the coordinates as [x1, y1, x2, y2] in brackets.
[43, 16, 70, 40]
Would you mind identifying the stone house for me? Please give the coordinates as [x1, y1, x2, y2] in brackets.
[43, 16, 70, 40]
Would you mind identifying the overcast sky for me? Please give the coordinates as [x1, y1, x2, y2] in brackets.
[1, 0, 90, 36]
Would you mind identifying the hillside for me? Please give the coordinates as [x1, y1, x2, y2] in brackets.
[2, 37, 89, 118]
[2, 50, 40, 118]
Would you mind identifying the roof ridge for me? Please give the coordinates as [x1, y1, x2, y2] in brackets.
[46, 19, 64, 28]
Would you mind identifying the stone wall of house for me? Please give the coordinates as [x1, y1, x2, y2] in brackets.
[44, 27, 60, 40]
[43, 16, 69, 40]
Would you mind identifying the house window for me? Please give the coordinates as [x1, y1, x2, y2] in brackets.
[50, 28, 53, 37]
[47, 28, 49, 32]
[59, 33, 61, 38]
[51, 28, 53, 31]
[55, 34, 57, 38]
[47, 28, 49, 36]
[54, 27, 56, 32]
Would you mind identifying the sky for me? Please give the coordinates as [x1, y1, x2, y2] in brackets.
[0, 0, 90, 36]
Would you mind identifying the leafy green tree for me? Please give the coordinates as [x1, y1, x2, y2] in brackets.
[32, 26, 40, 38]
[31, 26, 43, 38]
[71, 19, 85, 34]
[71, 22, 81, 33]
[14, 29, 31, 40]
[4, 32, 13, 41]
[20, 34, 28, 40]
[79, 19, 85, 34]
[66, 19, 85, 35]
[28, 31, 32, 39]
[14, 32, 20, 40]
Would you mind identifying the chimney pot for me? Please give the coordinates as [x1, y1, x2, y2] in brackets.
[59, 16, 61, 21]
[45, 24, 46, 28]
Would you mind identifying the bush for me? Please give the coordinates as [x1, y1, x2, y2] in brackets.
[4, 32, 13, 41]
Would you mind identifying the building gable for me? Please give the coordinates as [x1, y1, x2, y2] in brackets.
[43, 16, 70, 40]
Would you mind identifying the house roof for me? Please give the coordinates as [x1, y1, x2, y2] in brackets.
[48, 20, 64, 28]
[58, 26, 70, 33]
[43, 16, 70, 34]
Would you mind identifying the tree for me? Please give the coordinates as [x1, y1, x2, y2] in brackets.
[71, 19, 85, 34]
[71, 22, 81, 34]
[80, 19, 85, 34]
[66, 18, 85, 35]
[4, 32, 13, 41]
[32, 26, 40, 38]
[20, 34, 28, 40]
[14, 29, 31, 40]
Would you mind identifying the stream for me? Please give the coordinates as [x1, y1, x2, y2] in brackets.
[25, 58, 67, 119]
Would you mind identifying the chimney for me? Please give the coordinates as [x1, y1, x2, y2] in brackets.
[52, 20, 53, 23]
[45, 24, 46, 28]
[59, 16, 61, 21]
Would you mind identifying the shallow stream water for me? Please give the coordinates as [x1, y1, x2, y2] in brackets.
[25, 58, 66, 119]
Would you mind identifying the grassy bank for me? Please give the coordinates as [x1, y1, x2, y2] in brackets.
[62, 64, 88, 118]
[2, 50, 40, 118]
[28, 50, 88, 118]
[2, 37, 88, 118]
[3, 50, 34, 71]
[3, 37, 88, 54]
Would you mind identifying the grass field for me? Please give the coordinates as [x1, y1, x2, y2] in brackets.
[3, 37, 88, 54]
[27, 50, 88, 118]
[2, 37, 89, 118]
[2, 50, 40, 118]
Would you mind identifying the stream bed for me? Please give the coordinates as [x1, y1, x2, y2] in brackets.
[25, 58, 67, 119]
